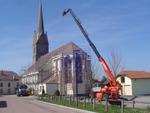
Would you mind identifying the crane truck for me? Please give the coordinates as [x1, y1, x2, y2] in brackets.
[63, 9, 121, 101]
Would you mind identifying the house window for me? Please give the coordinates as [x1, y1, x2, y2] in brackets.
[0, 89, 3, 94]
[8, 89, 11, 94]
[8, 83, 11, 87]
[40, 86, 42, 92]
[121, 77, 125, 83]
[0, 83, 3, 87]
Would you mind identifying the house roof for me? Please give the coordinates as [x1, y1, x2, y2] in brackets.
[118, 71, 150, 79]
[0, 70, 19, 81]
[25, 42, 86, 74]
[42, 74, 58, 84]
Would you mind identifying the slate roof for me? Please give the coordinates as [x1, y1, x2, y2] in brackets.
[0, 70, 19, 81]
[118, 71, 150, 79]
[37, 0, 44, 36]
[42, 74, 58, 84]
[26, 42, 86, 74]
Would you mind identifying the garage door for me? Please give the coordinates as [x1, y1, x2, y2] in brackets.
[124, 85, 132, 95]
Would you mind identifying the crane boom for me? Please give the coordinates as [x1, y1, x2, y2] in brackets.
[63, 9, 116, 85]
[63, 9, 122, 100]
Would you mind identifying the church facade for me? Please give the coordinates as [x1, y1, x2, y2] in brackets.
[21, 0, 92, 96]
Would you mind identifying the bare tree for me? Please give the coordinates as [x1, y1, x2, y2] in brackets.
[100, 75, 107, 84]
[91, 61, 103, 81]
[19, 63, 31, 75]
[84, 61, 99, 91]
[108, 49, 124, 76]
[91, 63, 100, 80]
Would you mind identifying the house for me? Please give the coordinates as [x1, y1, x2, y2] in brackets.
[21, 1, 92, 96]
[0, 70, 20, 95]
[116, 71, 150, 96]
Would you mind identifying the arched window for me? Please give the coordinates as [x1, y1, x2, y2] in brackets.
[75, 53, 83, 83]
[64, 55, 72, 83]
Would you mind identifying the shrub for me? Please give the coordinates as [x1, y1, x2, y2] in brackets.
[54, 90, 60, 96]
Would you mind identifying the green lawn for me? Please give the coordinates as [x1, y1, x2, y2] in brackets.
[38, 96, 150, 113]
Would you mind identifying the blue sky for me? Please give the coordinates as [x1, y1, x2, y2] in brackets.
[0, 0, 150, 75]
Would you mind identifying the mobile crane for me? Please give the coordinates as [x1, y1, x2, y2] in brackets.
[63, 9, 121, 100]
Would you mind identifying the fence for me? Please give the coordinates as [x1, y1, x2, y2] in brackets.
[38, 95, 150, 113]
[124, 100, 150, 110]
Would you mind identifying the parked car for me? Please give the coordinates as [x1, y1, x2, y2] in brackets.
[16, 84, 29, 96]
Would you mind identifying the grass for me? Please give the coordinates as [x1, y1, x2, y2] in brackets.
[38, 96, 150, 113]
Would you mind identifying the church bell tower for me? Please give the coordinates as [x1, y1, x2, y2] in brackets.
[33, 0, 49, 64]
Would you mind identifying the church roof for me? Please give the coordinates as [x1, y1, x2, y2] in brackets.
[0, 70, 20, 81]
[42, 74, 58, 84]
[26, 42, 87, 74]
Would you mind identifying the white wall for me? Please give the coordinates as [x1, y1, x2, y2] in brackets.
[0, 80, 18, 95]
[21, 73, 38, 84]
[116, 76, 132, 95]
[38, 83, 58, 95]
[132, 78, 150, 95]
[117, 76, 150, 96]
[38, 84, 46, 95]
[46, 84, 58, 95]
[77, 83, 86, 94]
[66, 83, 73, 95]
[66, 83, 86, 95]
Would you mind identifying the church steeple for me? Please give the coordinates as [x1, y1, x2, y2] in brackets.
[38, 0, 44, 35]
[33, 0, 49, 64]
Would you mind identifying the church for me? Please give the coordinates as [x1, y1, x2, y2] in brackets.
[21, 0, 92, 96]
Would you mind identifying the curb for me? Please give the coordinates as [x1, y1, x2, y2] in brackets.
[36, 100, 96, 113]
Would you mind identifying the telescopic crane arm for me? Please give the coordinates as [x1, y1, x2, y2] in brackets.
[63, 9, 116, 86]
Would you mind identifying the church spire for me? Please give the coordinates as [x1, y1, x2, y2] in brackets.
[38, 0, 44, 35]
[33, 0, 49, 64]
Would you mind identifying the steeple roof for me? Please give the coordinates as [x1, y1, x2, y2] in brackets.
[33, 0, 49, 64]
[37, 0, 44, 35]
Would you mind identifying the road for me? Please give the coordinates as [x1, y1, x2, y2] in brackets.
[124, 96, 150, 109]
[0, 95, 93, 113]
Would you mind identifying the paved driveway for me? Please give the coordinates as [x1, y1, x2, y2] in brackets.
[124, 96, 150, 109]
[0, 95, 93, 113]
